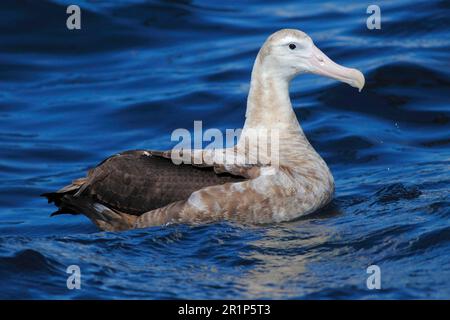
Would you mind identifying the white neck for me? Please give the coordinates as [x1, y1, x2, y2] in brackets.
[238, 53, 311, 155]
[243, 54, 301, 132]
[235, 50, 333, 192]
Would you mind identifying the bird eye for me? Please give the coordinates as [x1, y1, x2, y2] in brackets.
[289, 43, 296, 50]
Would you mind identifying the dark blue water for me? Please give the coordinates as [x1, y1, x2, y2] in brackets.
[0, 0, 449, 299]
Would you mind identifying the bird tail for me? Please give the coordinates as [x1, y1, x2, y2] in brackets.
[42, 178, 137, 231]
[41, 178, 86, 216]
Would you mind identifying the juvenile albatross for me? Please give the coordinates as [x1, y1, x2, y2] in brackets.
[43, 29, 364, 231]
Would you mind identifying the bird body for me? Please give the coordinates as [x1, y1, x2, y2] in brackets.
[43, 29, 364, 231]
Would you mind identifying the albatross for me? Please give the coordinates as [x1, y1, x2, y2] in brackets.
[43, 29, 364, 231]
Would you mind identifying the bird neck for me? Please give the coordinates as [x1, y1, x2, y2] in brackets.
[243, 57, 300, 132]
[234, 54, 330, 178]
[240, 54, 309, 150]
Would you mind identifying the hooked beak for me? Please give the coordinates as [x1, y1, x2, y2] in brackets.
[308, 45, 365, 92]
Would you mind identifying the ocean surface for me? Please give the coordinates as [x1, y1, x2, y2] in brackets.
[0, 0, 449, 299]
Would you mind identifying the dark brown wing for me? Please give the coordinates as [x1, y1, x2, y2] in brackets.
[74, 150, 245, 215]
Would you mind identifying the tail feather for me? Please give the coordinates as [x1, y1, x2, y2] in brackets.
[41, 179, 85, 215]
[42, 179, 137, 231]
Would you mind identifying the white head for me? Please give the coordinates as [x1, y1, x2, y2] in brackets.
[257, 29, 365, 91]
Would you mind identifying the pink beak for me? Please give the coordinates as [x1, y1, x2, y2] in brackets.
[309, 45, 365, 92]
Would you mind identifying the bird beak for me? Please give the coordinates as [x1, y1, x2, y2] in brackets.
[308, 44, 365, 92]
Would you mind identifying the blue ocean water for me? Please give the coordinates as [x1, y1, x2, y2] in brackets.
[0, 0, 449, 299]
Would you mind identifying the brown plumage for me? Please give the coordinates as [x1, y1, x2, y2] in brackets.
[43, 150, 245, 230]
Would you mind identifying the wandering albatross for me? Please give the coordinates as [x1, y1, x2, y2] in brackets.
[43, 29, 364, 231]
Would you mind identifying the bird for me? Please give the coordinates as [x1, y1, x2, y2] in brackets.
[43, 29, 364, 232]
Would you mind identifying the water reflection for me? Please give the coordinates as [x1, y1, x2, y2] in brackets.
[240, 219, 335, 298]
